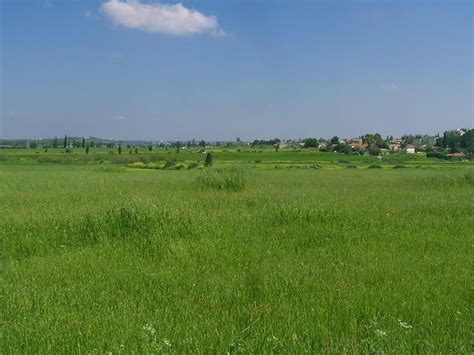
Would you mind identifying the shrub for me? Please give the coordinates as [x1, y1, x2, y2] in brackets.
[187, 162, 199, 169]
[368, 164, 382, 169]
[163, 160, 176, 169]
[129, 162, 146, 169]
[345, 165, 357, 169]
[393, 164, 406, 169]
[196, 167, 247, 191]
[111, 155, 136, 165]
[426, 152, 450, 160]
[204, 153, 213, 168]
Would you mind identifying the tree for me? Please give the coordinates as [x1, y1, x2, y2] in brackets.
[118, 142, 122, 154]
[362, 133, 383, 147]
[204, 152, 213, 167]
[336, 143, 351, 154]
[303, 138, 319, 148]
[176, 141, 181, 153]
[275, 144, 279, 152]
[442, 130, 460, 152]
[53, 136, 58, 148]
[81, 137, 86, 148]
[135, 147, 138, 154]
[199, 140, 206, 148]
[148, 144, 153, 151]
[85, 145, 90, 154]
[63, 135, 68, 149]
[460, 129, 474, 153]
[367, 146, 381, 156]
[330, 136, 340, 145]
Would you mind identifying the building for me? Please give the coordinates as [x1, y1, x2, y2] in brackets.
[448, 152, 466, 161]
[389, 143, 400, 151]
[406, 144, 415, 154]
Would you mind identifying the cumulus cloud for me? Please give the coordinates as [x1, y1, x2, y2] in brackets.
[100, 0, 224, 36]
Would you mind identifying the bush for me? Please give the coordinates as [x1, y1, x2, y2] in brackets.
[393, 164, 406, 169]
[345, 165, 357, 169]
[196, 168, 247, 191]
[128, 162, 146, 169]
[426, 152, 450, 160]
[163, 160, 176, 169]
[204, 153, 213, 168]
[368, 164, 382, 169]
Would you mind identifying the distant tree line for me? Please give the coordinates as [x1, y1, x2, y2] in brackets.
[1, 129, 472, 158]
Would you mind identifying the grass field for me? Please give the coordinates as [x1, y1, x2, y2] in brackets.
[1, 152, 473, 352]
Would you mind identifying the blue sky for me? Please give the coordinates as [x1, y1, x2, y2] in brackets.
[1, 0, 472, 140]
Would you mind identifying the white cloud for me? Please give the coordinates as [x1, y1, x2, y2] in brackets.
[381, 84, 400, 92]
[84, 9, 93, 17]
[100, 0, 224, 36]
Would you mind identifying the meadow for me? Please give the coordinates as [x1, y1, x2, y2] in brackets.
[0, 149, 472, 352]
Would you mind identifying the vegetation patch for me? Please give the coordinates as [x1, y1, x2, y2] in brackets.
[196, 167, 247, 191]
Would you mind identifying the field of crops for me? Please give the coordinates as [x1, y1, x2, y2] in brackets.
[1, 153, 472, 352]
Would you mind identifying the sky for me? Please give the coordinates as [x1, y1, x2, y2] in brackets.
[1, 0, 472, 141]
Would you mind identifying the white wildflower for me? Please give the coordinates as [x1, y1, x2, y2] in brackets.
[163, 339, 171, 347]
[143, 323, 156, 335]
[398, 319, 412, 329]
[375, 329, 387, 336]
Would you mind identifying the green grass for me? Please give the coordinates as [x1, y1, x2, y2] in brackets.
[2, 146, 472, 169]
[0, 162, 472, 352]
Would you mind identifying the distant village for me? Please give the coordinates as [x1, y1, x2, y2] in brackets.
[1, 128, 472, 160]
[273, 128, 471, 159]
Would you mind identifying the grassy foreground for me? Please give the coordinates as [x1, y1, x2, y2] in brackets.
[0, 163, 472, 352]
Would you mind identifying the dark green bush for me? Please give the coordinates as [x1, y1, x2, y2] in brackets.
[163, 160, 176, 169]
[426, 152, 450, 160]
